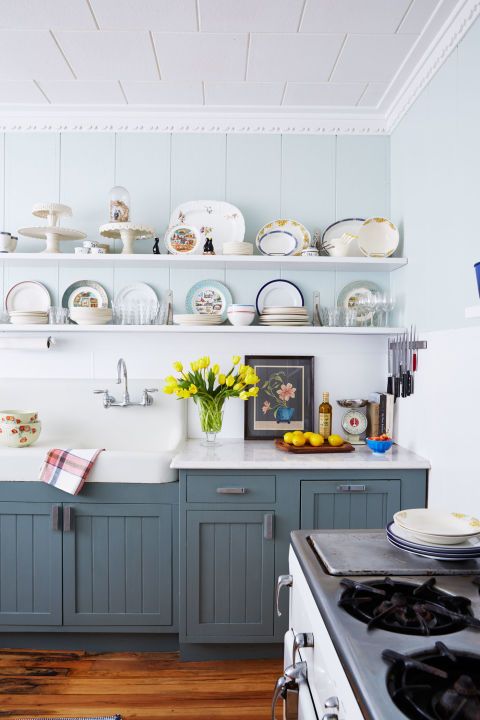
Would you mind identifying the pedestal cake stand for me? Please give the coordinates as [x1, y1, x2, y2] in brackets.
[99, 223, 154, 254]
[18, 203, 86, 253]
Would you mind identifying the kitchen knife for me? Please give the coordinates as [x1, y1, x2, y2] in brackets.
[401, 331, 408, 398]
[394, 334, 401, 400]
[406, 326, 413, 396]
[387, 338, 393, 395]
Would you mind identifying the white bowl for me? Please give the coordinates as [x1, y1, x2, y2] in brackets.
[227, 310, 255, 326]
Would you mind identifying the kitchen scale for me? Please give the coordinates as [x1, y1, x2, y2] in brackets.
[337, 399, 368, 444]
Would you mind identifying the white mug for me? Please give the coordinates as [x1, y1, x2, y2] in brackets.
[0, 232, 16, 253]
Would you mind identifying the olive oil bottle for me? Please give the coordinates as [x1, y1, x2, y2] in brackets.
[318, 391, 332, 438]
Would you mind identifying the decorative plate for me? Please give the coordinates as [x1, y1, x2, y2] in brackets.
[357, 217, 400, 258]
[256, 279, 304, 314]
[169, 201, 245, 254]
[394, 509, 480, 539]
[164, 224, 202, 255]
[115, 283, 158, 306]
[62, 280, 109, 310]
[322, 218, 364, 256]
[256, 219, 310, 256]
[186, 279, 232, 320]
[5, 281, 51, 312]
[337, 280, 382, 324]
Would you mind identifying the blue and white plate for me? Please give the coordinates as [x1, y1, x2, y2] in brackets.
[387, 522, 480, 560]
[386, 534, 480, 562]
[256, 219, 310, 256]
[255, 279, 304, 315]
[186, 279, 232, 321]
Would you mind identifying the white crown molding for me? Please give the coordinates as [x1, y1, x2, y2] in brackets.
[0, 0, 477, 135]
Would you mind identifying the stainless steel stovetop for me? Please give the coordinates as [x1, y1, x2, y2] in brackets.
[291, 529, 480, 720]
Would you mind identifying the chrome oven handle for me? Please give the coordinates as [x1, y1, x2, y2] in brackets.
[276, 574, 293, 617]
[292, 632, 314, 667]
[272, 663, 307, 720]
[271, 675, 289, 720]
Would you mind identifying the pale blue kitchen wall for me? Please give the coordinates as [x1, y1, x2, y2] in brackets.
[391, 16, 480, 514]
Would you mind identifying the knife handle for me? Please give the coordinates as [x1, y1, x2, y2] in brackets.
[407, 371, 413, 396]
[394, 376, 401, 400]
[387, 376, 393, 395]
[402, 373, 408, 398]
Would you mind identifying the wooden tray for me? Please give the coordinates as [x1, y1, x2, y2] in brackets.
[274, 438, 355, 454]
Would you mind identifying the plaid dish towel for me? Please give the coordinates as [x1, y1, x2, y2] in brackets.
[39, 448, 105, 495]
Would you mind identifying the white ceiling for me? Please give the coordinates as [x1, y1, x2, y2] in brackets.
[0, 0, 475, 132]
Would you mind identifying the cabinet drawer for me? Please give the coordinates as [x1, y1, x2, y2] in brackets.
[186, 474, 276, 503]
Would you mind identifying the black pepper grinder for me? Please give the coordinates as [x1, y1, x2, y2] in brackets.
[152, 237, 160, 254]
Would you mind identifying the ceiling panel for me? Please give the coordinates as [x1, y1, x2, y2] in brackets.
[248, 33, 344, 82]
[0, 30, 73, 80]
[55, 30, 159, 81]
[397, 0, 443, 34]
[153, 32, 248, 81]
[122, 81, 203, 104]
[357, 82, 388, 106]
[301, 0, 412, 33]
[39, 80, 126, 104]
[0, 81, 47, 103]
[199, 0, 304, 32]
[0, 0, 96, 29]
[284, 82, 366, 106]
[205, 82, 284, 105]
[332, 33, 417, 82]
[89, 0, 198, 31]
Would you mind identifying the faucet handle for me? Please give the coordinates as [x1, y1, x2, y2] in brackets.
[93, 389, 109, 394]
[144, 388, 158, 393]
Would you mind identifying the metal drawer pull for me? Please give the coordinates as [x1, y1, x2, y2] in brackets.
[336, 484, 367, 493]
[276, 574, 293, 616]
[292, 632, 314, 667]
[216, 487, 247, 494]
[63, 506, 74, 532]
[271, 662, 307, 720]
[50, 505, 62, 531]
[264, 513, 274, 540]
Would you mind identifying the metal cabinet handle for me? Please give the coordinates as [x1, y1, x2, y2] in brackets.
[264, 513, 274, 540]
[216, 487, 247, 494]
[271, 662, 307, 720]
[292, 632, 314, 667]
[63, 506, 74, 532]
[50, 504, 62, 531]
[276, 574, 293, 617]
[336, 484, 367, 493]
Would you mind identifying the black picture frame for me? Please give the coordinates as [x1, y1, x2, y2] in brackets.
[244, 355, 314, 440]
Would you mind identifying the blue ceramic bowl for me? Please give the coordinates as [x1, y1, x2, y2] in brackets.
[366, 438, 393, 454]
[475, 262, 480, 298]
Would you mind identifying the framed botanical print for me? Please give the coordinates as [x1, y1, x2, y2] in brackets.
[244, 355, 314, 440]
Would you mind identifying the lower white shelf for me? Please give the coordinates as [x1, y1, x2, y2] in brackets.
[465, 305, 480, 318]
[0, 324, 404, 335]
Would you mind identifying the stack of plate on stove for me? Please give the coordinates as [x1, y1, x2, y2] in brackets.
[258, 307, 310, 327]
[9, 310, 48, 325]
[173, 313, 224, 326]
[387, 508, 480, 561]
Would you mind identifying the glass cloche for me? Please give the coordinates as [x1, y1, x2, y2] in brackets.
[109, 186, 130, 222]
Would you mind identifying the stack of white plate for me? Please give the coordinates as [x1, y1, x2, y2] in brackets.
[173, 314, 224, 326]
[9, 310, 48, 325]
[387, 509, 480, 561]
[70, 307, 112, 325]
[223, 241, 253, 256]
[258, 307, 311, 327]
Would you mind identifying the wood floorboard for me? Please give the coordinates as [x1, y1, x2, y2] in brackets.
[0, 649, 282, 720]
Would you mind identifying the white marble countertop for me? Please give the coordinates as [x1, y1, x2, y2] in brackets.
[170, 440, 430, 470]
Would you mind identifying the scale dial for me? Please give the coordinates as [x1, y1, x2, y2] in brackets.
[341, 410, 368, 436]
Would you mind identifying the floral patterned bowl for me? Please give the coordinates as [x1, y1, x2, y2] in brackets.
[0, 410, 38, 425]
[0, 420, 42, 448]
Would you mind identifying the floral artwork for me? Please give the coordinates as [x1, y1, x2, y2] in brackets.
[244, 356, 314, 439]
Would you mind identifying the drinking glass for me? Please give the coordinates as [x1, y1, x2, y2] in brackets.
[379, 293, 395, 327]
[320, 306, 342, 327]
[48, 307, 69, 324]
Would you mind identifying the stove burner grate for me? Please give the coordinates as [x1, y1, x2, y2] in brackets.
[383, 641, 480, 720]
[338, 577, 480, 636]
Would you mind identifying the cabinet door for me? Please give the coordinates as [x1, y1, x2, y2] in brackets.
[63, 503, 173, 626]
[0, 502, 62, 625]
[186, 510, 275, 639]
[301, 479, 401, 529]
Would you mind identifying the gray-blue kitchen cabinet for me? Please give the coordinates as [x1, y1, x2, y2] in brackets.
[63, 503, 173, 626]
[0, 501, 62, 625]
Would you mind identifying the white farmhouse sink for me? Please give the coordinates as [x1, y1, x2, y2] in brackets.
[0, 379, 185, 483]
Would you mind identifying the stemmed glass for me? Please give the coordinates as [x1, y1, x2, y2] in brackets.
[379, 293, 395, 327]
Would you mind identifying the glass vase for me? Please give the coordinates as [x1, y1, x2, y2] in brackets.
[195, 396, 225, 446]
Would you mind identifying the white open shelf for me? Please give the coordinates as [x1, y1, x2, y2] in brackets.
[0, 325, 405, 335]
[465, 305, 480, 319]
[0, 252, 408, 273]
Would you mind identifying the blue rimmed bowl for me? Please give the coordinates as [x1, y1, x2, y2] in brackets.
[366, 437, 393, 454]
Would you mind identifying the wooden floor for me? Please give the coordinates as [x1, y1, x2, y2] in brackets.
[0, 648, 282, 720]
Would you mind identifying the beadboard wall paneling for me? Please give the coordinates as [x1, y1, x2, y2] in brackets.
[171, 134, 227, 211]
[336, 135, 390, 220]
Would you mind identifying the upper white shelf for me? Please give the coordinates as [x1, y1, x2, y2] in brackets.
[465, 305, 480, 318]
[0, 253, 407, 273]
[0, 325, 404, 335]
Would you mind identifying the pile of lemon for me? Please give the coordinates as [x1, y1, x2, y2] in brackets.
[283, 430, 344, 448]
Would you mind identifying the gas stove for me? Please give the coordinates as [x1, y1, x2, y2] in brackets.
[274, 530, 480, 720]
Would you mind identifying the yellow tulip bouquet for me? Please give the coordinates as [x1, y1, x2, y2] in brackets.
[163, 355, 259, 443]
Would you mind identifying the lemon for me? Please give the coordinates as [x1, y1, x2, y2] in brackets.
[292, 430, 305, 436]
[328, 434, 344, 447]
[283, 432, 294, 444]
[303, 431, 314, 440]
[292, 435, 306, 447]
[308, 433, 324, 447]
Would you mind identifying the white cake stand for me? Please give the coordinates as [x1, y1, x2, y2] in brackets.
[17, 226, 87, 253]
[32, 202, 72, 227]
[99, 223, 154, 254]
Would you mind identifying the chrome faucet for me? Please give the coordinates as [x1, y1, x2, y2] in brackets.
[94, 358, 158, 408]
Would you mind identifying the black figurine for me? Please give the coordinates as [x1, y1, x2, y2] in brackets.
[153, 237, 160, 254]
[203, 235, 215, 255]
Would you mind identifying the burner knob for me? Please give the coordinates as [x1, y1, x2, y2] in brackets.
[324, 697, 339, 710]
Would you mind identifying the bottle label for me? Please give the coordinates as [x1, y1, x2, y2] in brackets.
[319, 413, 331, 437]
